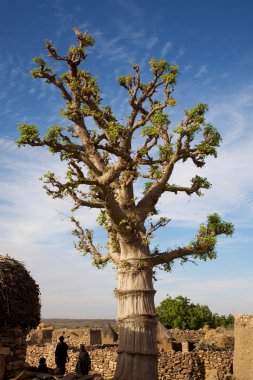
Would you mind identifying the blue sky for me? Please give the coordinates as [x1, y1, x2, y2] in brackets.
[0, 0, 253, 318]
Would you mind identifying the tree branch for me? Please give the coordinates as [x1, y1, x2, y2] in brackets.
[145, 217, 171, 240]
[71, 216, 111, 267]
[148, 213, 234, 268]
[42, 172, 104, 210]
[165, 176, 211, 196]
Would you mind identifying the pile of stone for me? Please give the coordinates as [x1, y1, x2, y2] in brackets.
[168, 328, 205, 343]
[27, 323, 54, 346]
[196, 328, 234, 351]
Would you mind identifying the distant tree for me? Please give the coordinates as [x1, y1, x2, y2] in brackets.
[17, 30, 234, 380]
[157, 295, 234, 330]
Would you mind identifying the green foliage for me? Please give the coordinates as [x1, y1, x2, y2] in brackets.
[205, 213, 234, 236]
[143, 181, 153, 194]
[149, 57, 170, 75]
[78, 30, 95, 47]
[157, 295, 234, 330]
[190, 213, 234, 260]
[106, 121, 124, 141]
[159, 144, 173, 160]
[16, 124, 39, 146]
[68, 46, 81, 56]
[44, 125, 63, 142]
[186, 103, 208, 120]
[117, 75, 133, 87]
[195, 124, 222, 158]
[96, 211, 107, 227]
[161, 65, 179, 85]
[191, 175, 212, 196]
[31, 57, 53, 77]
[166, 98, 177, 107]
[151, 110, 170, 129]
[119, 218, 128, 226]
[149, 165, 163, 180]
[141, 125, 159, 137]
[32, 57, 46, 66]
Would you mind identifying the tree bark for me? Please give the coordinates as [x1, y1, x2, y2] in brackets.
[113, 243, 159, 380]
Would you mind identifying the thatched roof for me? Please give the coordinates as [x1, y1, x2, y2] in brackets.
[157, 321, 173, 340]
[0, 255, 41, 329]
[102, 323, 118, 341]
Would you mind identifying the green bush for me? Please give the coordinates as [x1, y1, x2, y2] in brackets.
[156, 295, 234, 330]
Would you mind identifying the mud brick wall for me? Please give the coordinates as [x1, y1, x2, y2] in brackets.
[0, 326, 27, 379]
[233, 314, 253, 380]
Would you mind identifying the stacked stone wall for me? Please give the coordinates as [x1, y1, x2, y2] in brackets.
[168, 328, 205, 343]
[26, 343, 233, 380]
[0, 326, 27, 379]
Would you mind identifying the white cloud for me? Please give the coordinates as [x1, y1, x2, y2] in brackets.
[0, 139, 112, 317]
[155, 275, 253, 315]
[195, 64, 208, 78]
[161, 41, 172, 57]
[176, 48, 185, 60]
[146, 36, 159, 50]
[149, 84, 253, 232]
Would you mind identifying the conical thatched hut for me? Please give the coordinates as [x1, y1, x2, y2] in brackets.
[0, 255, 41, 328]
[157, 321, 174, 351]
[0, 255, 41, 379]
[101, 323, 118, 344]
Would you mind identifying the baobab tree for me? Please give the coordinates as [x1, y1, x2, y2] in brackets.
[17, 30, 234, 380]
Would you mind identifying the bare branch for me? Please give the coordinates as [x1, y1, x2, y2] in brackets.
[42, 172, 104, 209]
[145, 217, 171, 239]
[71, 216, 111, 267]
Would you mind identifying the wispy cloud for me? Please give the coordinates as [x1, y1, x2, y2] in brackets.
[161, 41, 172, 57]
[156, 275, 253, 315]
[195, 64, 208, 78]
[0, 138, 112, 317]
[176, 48, 185, 60]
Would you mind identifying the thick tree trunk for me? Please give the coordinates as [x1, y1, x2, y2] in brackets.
[113, 243, 159, 380]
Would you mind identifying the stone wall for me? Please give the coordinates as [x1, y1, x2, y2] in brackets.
[0, 326, 27, 379]
[233, 314, 253, 380]
[26, 343, 233, 380]
[168, 328, 205, 343]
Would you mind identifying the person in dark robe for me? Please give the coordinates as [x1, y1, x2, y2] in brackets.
[55, 335, 69, 375]
[38, 357, 48, 373]
[75, 344, 91, 376]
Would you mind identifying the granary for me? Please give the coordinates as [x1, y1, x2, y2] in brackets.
[156, 321, 175, 351]
[0, 255, 40, 380]
[101, 323, 118, 345]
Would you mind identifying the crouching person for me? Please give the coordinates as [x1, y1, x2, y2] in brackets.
[75, 344, 91, 376]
